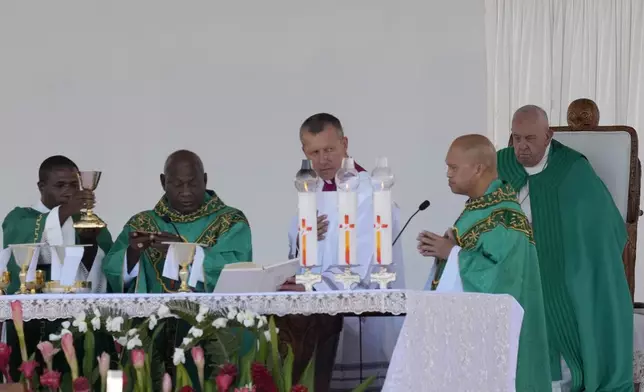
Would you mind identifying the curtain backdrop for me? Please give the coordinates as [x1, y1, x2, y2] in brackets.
[484, 0, 644, 300]
[485, 0, 644, 145]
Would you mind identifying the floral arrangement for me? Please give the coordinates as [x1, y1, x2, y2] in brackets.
[3, 300, 374, 392]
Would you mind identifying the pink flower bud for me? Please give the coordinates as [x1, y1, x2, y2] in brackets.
[131, 349, 145, 370]
[37, 341, 60, 371]
[62, 333, 79, 380]
[191, 346, 205, 367]
[97, 352, 110, 379]
[162, 373, 172, 392]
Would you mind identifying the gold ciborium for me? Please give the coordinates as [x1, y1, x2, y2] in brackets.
[0, 271, 11, 295]
[73, 171, 106, 229]
[9, 244, 42, 294]
[163, 242, 198, 293]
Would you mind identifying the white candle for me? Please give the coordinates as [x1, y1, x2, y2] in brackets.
[298, 191, 318, 267]
[373, 190, 393, 265]
[338, 190, 358, 265]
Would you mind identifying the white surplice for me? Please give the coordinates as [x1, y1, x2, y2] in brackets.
[287, 171, 406, 389]
[32, 201, 107, 293]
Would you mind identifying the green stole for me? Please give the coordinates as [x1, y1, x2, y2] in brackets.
[107, 191, 251, 294]
[497, 140, 633, 391]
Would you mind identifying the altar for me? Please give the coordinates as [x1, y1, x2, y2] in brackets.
[0, 290, 526, 391]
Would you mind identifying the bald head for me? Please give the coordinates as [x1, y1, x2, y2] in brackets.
[567, 98, 600, 129]
[161, 150, 208, 214]
[511, 105, 553, 167]
[446, 134, 498, 197]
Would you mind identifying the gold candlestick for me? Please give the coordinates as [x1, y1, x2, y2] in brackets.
[19, 263, 29, 294]
[0, 271, 10, 295]
[370, 266, 396, 289]
[296, 267, 322, 292]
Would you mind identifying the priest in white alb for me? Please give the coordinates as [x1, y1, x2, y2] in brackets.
[282, 113, 405, 391]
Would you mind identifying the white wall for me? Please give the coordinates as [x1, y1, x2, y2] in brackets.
[0, 1, 487, 290]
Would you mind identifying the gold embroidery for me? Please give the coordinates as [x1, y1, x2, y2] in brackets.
[33, 214, 44, 243]
[464, 183, 518, 212]
[153, 193, 226, 223]
[195, 209, 249, 246]
[457, 209, 534, 250]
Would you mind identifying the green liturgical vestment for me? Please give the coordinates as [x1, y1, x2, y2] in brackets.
[498, 140, 633, 392]
[103, 191, 252, 293]
[434, 180, 552, 391]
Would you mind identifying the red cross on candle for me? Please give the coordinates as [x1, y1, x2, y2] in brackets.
[339, 214, 356, 264]
[374, 215, 389, 264]
[299, 218, 313, 266]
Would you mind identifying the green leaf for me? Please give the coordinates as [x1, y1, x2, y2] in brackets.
[174, 364, 192, 392]
[268, 317, 283, 390]
[83, 329, 96, 379]
[297, 351, 316, 390]
[60, 372, 72, 391]
[204, 329, 239, 371]
[350, 376, 376, 392]
[204, 379, 215, 392]
[166, 300, 200, 325]
[238, 341, 256, 386]
[283, 345, 294, 392]
[255, 332, 268, 365]
[91, 367, 100, 385]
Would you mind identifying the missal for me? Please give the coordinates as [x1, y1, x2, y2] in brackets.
[213, 258, 300, 293]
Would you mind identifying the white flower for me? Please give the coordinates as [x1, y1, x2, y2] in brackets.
[61, 329, 72, 336]
[61, 321, 71, 329]
[108, 317, 124, 332]
[93, 308, 101, 318]
[128, 328, 138, 337]
[212, 318, 228, 329]
[257, 316, 267, 329]
[74, 312, 86, 321]
[173, 348, 185, 365]
[127, 335, 142, 350]
[264, 330, 271, 342]
[182, 337, 192, 346]
[196, 313, 205, 323]
[158, 305, 171, 319]
[237, 310, 255, 328]
[226, 307, 238, 320]
[189, 327, 203, 338]
[196, 305, 209, 323]
[91, 317, 101, 330]
[74, 321, 88, 333]
[116, 336, 127, 346]
[148, 314, 158, 330]
[49, 334, 60, 341]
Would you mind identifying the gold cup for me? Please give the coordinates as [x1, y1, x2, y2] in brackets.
[73, 171, 106, 229]
[10, 244, 40, 294]
[164, 242, 198, 293]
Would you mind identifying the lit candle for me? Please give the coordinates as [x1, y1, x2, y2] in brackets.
[371, 157, 395, 266]
[336, 158, 359, 266]
[295, 160, 319, 267]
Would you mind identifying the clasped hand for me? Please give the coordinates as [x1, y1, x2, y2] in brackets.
[128, 231, 182, 254]
[417, 229, 457, 260]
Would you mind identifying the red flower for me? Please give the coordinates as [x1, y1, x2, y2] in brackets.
[219, 363, 238, 377]
[251, 362, 277, 392]
[0, 343, 12, 382]
[41, 370, 62, 390]
[19, 360, 39, 378]
[72, 376, 91, 392]
[290, 386, 308, 392]
[216, 374, 235, 392]
[179, 387, 194, 392]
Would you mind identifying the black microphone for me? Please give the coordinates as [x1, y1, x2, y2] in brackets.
[392, 200, 430, 246]
[161, 215, 184, 241]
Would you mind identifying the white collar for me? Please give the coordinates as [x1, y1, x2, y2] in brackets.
[32, 200, 51, 214]
[524, 142, 551, 176]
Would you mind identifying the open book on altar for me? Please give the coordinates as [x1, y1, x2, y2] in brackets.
[213, 258, 300, 293]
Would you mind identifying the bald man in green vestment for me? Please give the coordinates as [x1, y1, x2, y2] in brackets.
[102, 149, 252, 293]
[419, 134, 551, 391]
[498, 105, 633, 392]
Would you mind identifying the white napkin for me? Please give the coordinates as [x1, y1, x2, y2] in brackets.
[25, 248, 41, 282]
[57, 247, 85, 286]
[0, 248, 11, 274]
[162, 244, 205, 288]
[49, 246, 65, 281]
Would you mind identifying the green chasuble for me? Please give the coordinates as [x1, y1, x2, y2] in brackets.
[103, 191, 252, 293]
[433, 179, 551, 391]
[2, 206, 113, 381]
[498, 140, 633, 392]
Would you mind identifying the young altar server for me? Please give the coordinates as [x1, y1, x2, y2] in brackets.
[418, 134, 551, 391]
[283, 113, 405, 390]
[2, 155, 113, 380]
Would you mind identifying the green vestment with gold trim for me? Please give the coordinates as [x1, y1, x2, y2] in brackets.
[498, 140, 633, 392]
[102, 191, 252, 293]
[433, 180, 552, 391]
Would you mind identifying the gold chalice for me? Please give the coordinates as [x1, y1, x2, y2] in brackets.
[9, 243, 42, 294]
[0, 271, 11, 295]
[163, 242, 198, 293]
[73, 171, 106, 229]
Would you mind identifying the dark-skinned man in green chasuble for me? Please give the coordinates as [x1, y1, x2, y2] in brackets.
[418, 135, 551, 391]
[498, 105, 633, 392]
[2, 155, 113, 380]
[102, 149, 252, 293]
